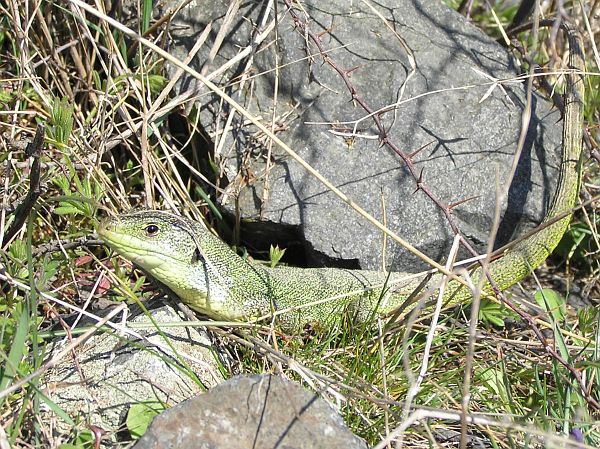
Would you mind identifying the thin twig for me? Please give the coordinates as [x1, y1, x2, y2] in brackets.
[3, 124, 45, 247]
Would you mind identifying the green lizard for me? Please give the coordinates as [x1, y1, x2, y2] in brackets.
[98, 24, 584, 332]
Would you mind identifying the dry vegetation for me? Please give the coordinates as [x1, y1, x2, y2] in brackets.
[0, 0, 599, 448]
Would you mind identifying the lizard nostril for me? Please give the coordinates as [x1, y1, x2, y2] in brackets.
[98, 217, 117, 235]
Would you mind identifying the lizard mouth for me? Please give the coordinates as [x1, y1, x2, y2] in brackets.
[97, 218, 189, 267]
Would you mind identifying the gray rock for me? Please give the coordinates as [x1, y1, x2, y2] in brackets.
[434, 428, 491, 448]
[164, 0, 562, 271]
[43, 304, 223, 439]
[133, 374, 368, 449]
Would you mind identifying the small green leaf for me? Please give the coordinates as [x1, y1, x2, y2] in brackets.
[147, 74, 167, 95]
[577, 306, 598, 335]
[8, 240, 27, 261]
[49, 97, 74, 145]
[478, 298, 515, 327]
[126, 401, 165, 438]
[534, 288, 566, 323]
[0, 89, 13, 105]
[39, 259, 60, 288]
[53, 174, 72, 195]
[54, 205, 83, 216]
[269, 245, 286, 268]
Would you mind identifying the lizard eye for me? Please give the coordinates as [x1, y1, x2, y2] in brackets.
[145, 224, 160, 237]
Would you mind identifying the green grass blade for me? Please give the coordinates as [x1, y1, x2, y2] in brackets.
[141, 0, 152, 34]
[0, 300, 29, 391]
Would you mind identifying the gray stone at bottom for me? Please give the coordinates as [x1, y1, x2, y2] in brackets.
[133, 374, 368, 449]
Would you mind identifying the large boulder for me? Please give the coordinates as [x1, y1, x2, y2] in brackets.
[164, 0, 562, 272]
[43, 304, 223, 440]
[133, 374, 368, 449]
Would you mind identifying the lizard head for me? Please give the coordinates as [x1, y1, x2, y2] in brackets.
[97, 209, 268, 321]
[98, 210, 203, 266]
[97, 210, 210, 301]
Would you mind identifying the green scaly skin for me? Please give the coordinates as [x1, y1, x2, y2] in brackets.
[98, 24, 584, 332]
